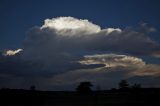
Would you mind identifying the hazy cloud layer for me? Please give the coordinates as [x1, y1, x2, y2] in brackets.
[79, 54, 145, 68]
[0, 17, 160, 90]
[50, 54, 160, 89]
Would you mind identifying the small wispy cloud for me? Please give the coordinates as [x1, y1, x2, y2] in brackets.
[3, 49, 23, 56]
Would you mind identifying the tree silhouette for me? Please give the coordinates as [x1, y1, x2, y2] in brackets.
[30, 85, 36, 91]
[76, 81, 93, 93]
[132, 83, 141, 89]
[119, 80, 129, 89]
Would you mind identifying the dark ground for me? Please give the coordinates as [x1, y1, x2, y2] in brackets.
[0, 88, 160, 106]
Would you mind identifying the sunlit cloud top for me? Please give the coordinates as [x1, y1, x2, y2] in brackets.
[40, 16, 122, 36]
[41, 17, 101, 34]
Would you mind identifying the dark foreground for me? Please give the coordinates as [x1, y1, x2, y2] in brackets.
[0, 88, 160, 106]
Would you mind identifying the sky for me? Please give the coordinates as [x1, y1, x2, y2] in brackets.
[0, 0, 160, 90]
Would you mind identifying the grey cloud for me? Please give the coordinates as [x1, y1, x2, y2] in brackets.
[48, 53, 160, 90]
[0, 17, 160, 90]
[23, 17, 160, 59]
[21, 17, 160, 75]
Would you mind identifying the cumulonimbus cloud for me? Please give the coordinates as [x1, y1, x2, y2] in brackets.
[0, 16, 160, 90]
[24, 17, 159, 59]
[21, 17, 160, 74]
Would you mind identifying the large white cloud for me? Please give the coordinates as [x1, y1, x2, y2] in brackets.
[41, 17, 101, 35]
[22, 17, 125, 71]
[24, 17, 159, 59]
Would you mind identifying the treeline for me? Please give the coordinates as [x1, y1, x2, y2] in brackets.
[76, 80, 142, 93]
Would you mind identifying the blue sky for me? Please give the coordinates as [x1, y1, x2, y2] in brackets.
[0, 0, 160, 50]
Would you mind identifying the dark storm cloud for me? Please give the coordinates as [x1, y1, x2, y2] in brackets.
[24, 17, 159, 57]
[0, 17, 160, 90]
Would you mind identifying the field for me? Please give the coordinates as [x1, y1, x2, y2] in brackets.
[0, 88, 160, 106]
